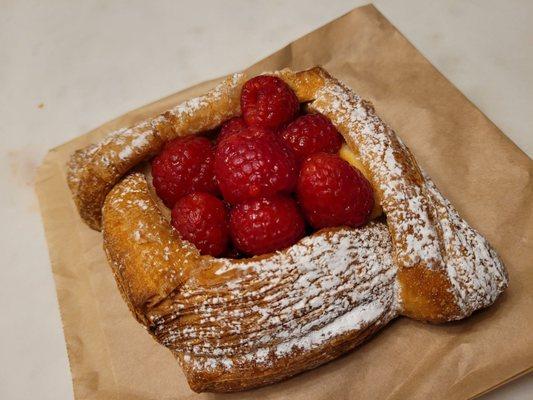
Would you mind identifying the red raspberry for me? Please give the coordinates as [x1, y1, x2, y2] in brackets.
[214, 127, 298, 204]
[171, 192, 229, 257]
[216, 117, 247, 145]
[229, 195, 305, 255]
[297, 153, 374, 229]
[280, 113, 343, 161]
[241, 75, 299, 130]
[151, 136, 217, 208]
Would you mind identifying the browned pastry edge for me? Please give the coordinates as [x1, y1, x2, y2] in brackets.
[179, 318, 387, 392]
[398, 263, 459, 320]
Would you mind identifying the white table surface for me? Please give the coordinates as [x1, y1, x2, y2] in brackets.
[0, 1, 531, 399]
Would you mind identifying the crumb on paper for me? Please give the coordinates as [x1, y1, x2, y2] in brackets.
[37, 102, 44, 109]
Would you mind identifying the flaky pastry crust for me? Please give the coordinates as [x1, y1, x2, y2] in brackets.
[68, 67, 508, 392]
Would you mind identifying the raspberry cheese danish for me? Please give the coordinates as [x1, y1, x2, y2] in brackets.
[67, 67, 508, 392]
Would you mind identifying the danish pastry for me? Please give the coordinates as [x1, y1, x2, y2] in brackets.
[67, 67, 508, 392]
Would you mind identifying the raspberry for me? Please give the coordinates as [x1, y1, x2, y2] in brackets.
[151, 136, 218, 208]
[280, 113, 343, 161]
[229, 195, 305, 255]
[216, 117, 247, 145]
[297, 153, 374, 229]
[214, 127, 298, 204]
[241, 75, 299, 130]
[171, 192, 229, 257]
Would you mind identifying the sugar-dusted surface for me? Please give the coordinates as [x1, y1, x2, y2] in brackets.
[311, 82, 444, 270]
[103, 173, 201, 318]
[424, 175, 509, 316]
[166, 73, 244, 137]
[309, 76, 508, 318]
[155, 223, 398, 372]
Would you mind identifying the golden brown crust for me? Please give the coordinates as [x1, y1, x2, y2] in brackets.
[397, 264, 460, 320]
[102, 173, 201, 323]
[274, 67, 329, 102]
[72, 67, 507, 392]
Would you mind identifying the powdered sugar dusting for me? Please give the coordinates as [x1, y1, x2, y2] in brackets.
[152, 223, 398, 371]
[424, 175, 508, 315]
[309, 77, 507, 316]
[104, 173, 198, 287]
[166, 73, 244, 137]
[310, 82, 443, 270]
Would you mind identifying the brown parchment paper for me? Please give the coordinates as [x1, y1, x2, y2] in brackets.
[35, 5, 533, 400]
